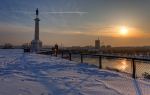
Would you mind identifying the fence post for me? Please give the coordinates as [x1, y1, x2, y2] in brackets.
[61, 51, 64, 58]
[81, 54, 83, 63]
[55, 52, 57, 57]
[132, 59, 136, 79]
[69, 52, 72, 61]
[99, 56, 102, 69]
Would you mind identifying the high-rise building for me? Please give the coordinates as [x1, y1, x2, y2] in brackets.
[95, 37, 100, 49]
[31, 8, 42, 52]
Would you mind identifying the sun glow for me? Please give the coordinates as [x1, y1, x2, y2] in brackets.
[119, 60, 128, 71]
[119, 26, 128, 36]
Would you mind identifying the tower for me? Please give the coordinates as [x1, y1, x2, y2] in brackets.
[95, 37, 100, 49]
[31, 8, 42, 52]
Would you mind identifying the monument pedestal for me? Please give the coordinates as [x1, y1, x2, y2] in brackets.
[31, 40, 42, 52]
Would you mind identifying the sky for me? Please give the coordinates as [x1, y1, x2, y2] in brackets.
[0, 0, 150, 47]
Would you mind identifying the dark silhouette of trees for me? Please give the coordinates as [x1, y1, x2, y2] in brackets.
[3, 43, 13, 49]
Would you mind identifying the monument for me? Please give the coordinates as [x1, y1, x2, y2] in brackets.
[31, 8, 42, 52]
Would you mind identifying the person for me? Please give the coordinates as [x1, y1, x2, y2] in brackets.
[51, 44, 59, 56]
[54, 44, 58, 51]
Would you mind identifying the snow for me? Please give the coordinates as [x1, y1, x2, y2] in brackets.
[0, 49, 149, 95]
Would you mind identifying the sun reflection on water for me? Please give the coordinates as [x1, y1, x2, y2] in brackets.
[118, 60, 128, 71]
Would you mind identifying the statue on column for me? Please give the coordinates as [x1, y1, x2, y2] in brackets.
[36, 8, 39, 17]
[31, 8, 42, 52]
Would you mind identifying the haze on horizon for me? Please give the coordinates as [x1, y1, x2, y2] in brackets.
[0, 0, 150, 47]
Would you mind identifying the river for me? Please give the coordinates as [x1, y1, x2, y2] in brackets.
[69, 54, 150, 78]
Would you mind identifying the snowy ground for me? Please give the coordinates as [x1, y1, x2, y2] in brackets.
[0, 49, 149, 95]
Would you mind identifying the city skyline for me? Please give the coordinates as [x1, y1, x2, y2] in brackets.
[0, 0, 150, 46]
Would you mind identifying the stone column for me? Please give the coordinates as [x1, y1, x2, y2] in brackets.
[34, 18, 40, 40]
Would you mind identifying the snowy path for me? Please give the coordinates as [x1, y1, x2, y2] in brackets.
[0, 50, 149, 95]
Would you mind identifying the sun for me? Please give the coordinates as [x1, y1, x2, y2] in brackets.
[119, 26, 128, 36]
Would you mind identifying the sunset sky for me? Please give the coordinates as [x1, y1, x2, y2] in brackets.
[0, 0, 150, 46]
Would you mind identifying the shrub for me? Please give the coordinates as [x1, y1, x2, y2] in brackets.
[143, 72, 150, 79]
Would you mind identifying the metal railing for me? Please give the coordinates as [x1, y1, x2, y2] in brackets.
[60, 51, 150, 79]
[39, 50, 150, 79]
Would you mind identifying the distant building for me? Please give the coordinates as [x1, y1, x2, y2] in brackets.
[95, 37, 100, 49]
[31, 8, 42, 52]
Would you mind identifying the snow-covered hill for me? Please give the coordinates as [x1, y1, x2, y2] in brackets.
[0, 49, 149, 95]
